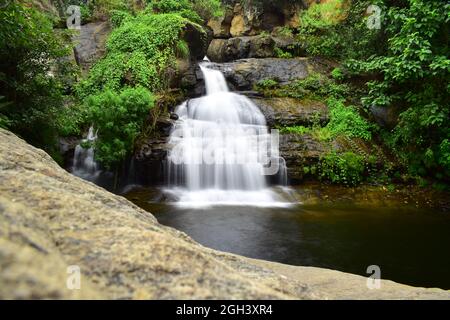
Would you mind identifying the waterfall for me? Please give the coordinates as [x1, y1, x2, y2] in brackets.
[72, 126, 100, 182]
[166, 61, 289, 207]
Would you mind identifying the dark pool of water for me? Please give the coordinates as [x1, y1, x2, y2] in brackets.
[125, 187, 450, 289]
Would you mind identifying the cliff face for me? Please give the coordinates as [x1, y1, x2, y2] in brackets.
[1, 128, 449, 299]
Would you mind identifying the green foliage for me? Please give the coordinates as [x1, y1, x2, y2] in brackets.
[55, 0, 135, 21]
[77, 13, 199, 98]
[57, 102, 89, 137]
[86, 0, 128, 19]
[326, 97, 373, 141]
[255, 72, 351, 100]
[255, 78, 279, 91]
[319, 151, 366, 186]
[176, 40, 190, 59]
[331, 67, 344, 81]
[147, 0, 222, 23]
[274, 47, 293, 59]
[273, 26, 294, 37]
[279, 98, 372, 142]
[0, 1, 72, 154]
[297, 0, 382, 60]
[349, 0, 450, 182]
[0, 96, 12, 129]
[86, 87, 155, 168]
[110, 10, 133, 28]
[278, 125, 310, 135]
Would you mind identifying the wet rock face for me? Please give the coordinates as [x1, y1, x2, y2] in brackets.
[252, 97, 329, 128]
[208, 58, 310, 90]
[133, 115, 176, 185]
[73, 21, 111, 73]
[169, 22, 211, 93]
[207, 34, 298, 62]
[280, 133, 327, 183]
[370, 104, 402, 130]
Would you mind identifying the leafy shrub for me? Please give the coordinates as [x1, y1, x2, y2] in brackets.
[255, 78, 279, 91]
[274, 47, 293, 59]
[86, 87, 155, 168]
[331, 67, 344, 81]
[57, 102, 89, 137]
[319, 151, 366, 186]
[326, 97, 373, 140]
[110, 9, 133, 28]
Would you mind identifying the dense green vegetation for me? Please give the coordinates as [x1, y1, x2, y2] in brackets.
[290, 0, 449, 187]
[0, 1, 74, 159]
[352, 0, 449, 186]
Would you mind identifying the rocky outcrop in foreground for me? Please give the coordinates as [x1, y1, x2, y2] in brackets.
[0, 129, 448, 299]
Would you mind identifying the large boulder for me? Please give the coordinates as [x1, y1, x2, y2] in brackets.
[1, 129, 449, 299]
[370, 104, 402, 130]
[207, 58, 311, 90]
[207, 35, 273, 62]
[73, 21, 112, 73]
[207, 34, 298, 62]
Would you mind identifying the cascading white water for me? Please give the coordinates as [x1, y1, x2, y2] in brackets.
[72, 126, 101, 182]
[166, 61, 289, 207]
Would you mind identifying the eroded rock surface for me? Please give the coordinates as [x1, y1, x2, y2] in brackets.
[207, 0, 304, 38]
[73, 21, 111, 73]
[252, 97, 329, 127]
[0, 129, 448, 300]
[207, 35, 297, 62]
[208, 58, 311, 90]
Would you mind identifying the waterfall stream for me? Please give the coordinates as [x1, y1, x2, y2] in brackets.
[72, 126, 100, 182]
[166, 61, 290, 207]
